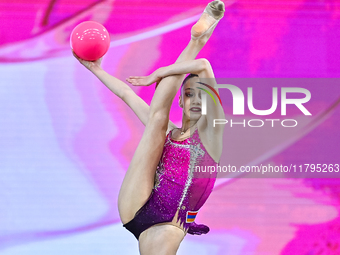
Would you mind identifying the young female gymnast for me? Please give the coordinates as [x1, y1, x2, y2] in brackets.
[73, 1, 225, 254]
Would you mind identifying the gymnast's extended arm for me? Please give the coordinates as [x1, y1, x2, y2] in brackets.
[73, 51, 174, 127]
[127, 58, 225, 131]
[127, 58, 210, 86]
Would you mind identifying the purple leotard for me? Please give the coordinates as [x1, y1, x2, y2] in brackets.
[123, 127, 217, 240]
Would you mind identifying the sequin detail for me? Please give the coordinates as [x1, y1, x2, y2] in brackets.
[123, 128, 217, 239]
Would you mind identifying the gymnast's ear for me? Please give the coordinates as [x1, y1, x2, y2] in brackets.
[178, 95, 183, 108]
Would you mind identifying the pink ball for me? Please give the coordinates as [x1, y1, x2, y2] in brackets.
[70, 21, 110, 61]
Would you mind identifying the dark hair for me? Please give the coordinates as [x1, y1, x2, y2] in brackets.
[181, 73, 199, 88]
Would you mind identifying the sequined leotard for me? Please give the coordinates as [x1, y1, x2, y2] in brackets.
[123, 128, 218, 240]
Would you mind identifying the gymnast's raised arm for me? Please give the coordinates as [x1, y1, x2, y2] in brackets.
[127, 58, 209, 86]
[127, 58, 225, 131]
[72, 51, 176, 129]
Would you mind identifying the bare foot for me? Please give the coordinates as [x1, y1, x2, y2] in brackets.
[191, 0, 225, 40]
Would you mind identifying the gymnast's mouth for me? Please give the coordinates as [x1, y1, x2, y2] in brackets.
[190, 107, 201, 112]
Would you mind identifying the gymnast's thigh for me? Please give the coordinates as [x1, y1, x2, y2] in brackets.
[139, 223, 187, 255]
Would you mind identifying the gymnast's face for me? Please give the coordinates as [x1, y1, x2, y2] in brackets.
[179, 76, 202, 121]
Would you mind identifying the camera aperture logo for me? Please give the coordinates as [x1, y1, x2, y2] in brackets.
[198, 83, 312, 128]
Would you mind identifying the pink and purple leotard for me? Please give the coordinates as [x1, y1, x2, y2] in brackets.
[123, 128, 218, 240]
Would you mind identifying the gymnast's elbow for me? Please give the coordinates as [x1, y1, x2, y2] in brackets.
[197, 58, 213, 75]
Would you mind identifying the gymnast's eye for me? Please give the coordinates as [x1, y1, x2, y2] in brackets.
[185, 92, 193, 97]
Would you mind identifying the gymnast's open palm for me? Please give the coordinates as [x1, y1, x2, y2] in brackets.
[126, 72, 161, 86]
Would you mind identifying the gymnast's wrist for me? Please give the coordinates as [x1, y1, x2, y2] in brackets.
[91, 66, 105, 77]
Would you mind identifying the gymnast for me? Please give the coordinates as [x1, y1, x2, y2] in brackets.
[73, 1, 225, 254]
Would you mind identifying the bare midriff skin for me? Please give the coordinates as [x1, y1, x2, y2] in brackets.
[74, 1, 226, 254]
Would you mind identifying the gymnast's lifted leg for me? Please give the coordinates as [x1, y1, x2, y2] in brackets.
[120, 0, 225, 223]
[122, 3, 225, 255]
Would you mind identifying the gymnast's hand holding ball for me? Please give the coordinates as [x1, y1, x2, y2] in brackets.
[71, 21, 110, 72]
[72, 49, 103, 73]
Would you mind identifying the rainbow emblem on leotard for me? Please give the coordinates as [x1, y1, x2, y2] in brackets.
[186, 211, 199, 223]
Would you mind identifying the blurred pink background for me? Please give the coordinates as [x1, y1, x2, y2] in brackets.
[0, 0, 339, 254]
